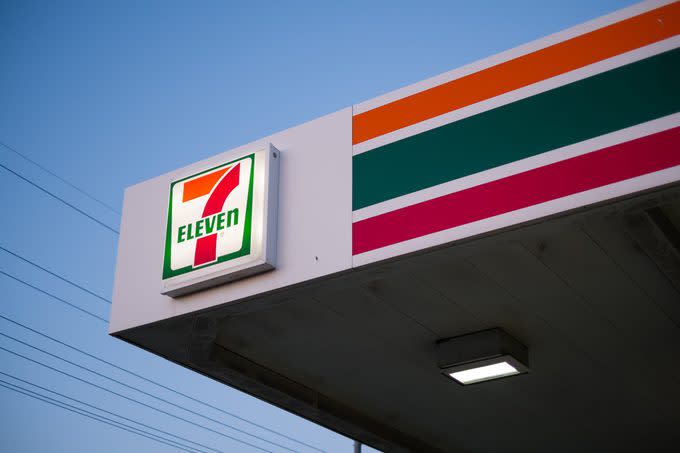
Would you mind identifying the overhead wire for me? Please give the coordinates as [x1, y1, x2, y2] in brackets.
[0, 370, 224, 453]
[0, 381, 198, 453]
[0, 244, 111, 304]
[0, 140, 121, 215]
[0, 269, 107, 322]
[0, 313, 325, 453]
[0, 331, 296, 452]
[0, 162, 119, 234]
[0, 250, 324, 452]
[0, 344, 278, 453]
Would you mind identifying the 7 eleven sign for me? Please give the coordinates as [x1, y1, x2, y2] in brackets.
[161, 146, 279, 296]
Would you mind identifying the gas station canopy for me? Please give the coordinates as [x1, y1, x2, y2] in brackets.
[110, 2, 680, 451]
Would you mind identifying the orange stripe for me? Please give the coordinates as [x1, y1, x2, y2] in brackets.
[182, 166, 229, 202]
[352, 2, 680, 145]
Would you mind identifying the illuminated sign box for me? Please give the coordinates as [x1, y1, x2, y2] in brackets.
[161, 145, 279, 297]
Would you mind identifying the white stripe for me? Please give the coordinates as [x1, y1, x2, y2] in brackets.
[353, 0, 675, 116]
[353, 36, 680, 156]
[352, 165, 680, 267]
[353, 113, 680, 222]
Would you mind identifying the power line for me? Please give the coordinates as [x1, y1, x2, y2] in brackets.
[0, 370, 224, 453]
[0, 379, 200, 453]
[0, 380, 198, 453]
[0, 262, 323, 451]
[0, 313, 324, 453]
[0, 331, 295, 453]
[0, 382, 197, 453]
[0, 345, 277, 453]
[0, 140, 121, 215]
[0, 244, 111, 304]
[0, 162, 119, 234]
[0, 269, 107, 322]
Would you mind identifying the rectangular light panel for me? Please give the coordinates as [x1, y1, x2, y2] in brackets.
[449, 361, 519, 385]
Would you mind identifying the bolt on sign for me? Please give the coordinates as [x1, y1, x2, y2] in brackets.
[161, 145, 279, 297]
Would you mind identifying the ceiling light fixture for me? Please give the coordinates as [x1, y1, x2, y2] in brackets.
[436, 328, 529, 385]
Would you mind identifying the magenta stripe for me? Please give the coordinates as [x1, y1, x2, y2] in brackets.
[353, 126, 680, 255]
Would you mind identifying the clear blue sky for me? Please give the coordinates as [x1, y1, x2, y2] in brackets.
[0, 1, 636, 451]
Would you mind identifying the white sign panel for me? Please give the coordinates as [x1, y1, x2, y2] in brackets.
[161, 145, 279, 296]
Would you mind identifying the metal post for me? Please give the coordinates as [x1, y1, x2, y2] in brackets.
[354, 441, 362, 453]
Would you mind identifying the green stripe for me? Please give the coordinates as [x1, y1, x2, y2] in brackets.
[353, 48, 680, 210]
